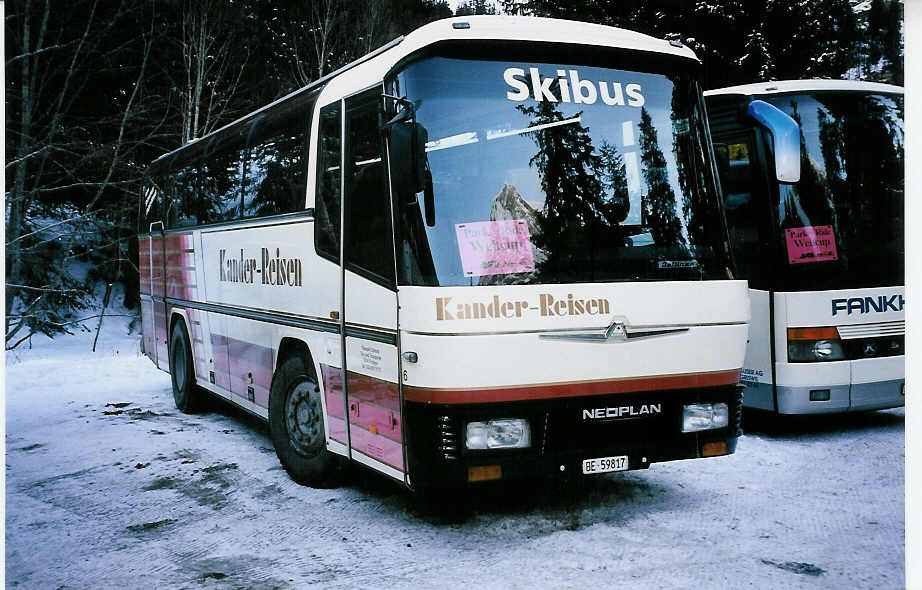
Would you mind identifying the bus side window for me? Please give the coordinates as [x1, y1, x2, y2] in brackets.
[241, 122, 309, 219]
[716, 139, 766, 283]
[210, 148, 245, 223]
[315, 102, 342, 262]
[171, 166, 199, 229]
[343, 88, 395, 283]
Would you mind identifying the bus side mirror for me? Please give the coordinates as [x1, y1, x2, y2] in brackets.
[387, 119, 435, 226]
[422, 169, 435, 227]
[388, 121, 428, 195]
[747, 100, 801, 184]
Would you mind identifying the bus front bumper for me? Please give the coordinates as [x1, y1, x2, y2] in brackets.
[774, 355, 904, 414]
[404, 385, 742, 489]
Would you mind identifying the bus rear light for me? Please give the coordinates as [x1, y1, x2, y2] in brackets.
[468, 465, 501, 482]
[465, 419, 531, 450]
[700, 441, 728, 457]
[787, 326, 840, 340]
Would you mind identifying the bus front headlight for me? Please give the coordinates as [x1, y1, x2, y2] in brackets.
[682, 403, 729, 432]
[787, 327, 846, 362]
[465, 419, 531, 450]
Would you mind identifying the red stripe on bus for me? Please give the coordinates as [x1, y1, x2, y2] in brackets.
[403, 369, 742, 404]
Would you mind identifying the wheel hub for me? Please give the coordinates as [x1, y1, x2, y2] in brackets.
[285, 381, 323, 455]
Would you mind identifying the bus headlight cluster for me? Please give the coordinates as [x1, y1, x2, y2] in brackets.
[787, 327, 845, 362]
[465, 419, 531, 450]
[682, 403, 729, 432]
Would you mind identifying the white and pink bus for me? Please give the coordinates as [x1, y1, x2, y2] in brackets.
[138, 16, 750, 490]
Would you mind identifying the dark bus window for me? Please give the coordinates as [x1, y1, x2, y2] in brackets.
[200, 149, 242, 224]
[148, 91, 318, 231]
[715, 137, 771, 286]
[166, 166, 198, 229]
[241, 109, 310, 218]
[315, 102, 342, 262]
[343, 88, 395, 283]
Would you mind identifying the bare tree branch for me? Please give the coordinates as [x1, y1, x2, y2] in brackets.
[6, 210, 99, 246]
[6, 284, 84, 294]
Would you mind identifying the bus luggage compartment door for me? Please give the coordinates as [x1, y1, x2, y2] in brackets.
[342, 274, 403, 480]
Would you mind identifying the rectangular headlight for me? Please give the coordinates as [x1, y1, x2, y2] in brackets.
[465, 419, 531, 450]
[787, 327, 845, 362]
[682, 403, 729, 432]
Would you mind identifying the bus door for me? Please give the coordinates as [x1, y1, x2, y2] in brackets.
[340, 87, 404, 480]
[715, 129, 777, 409]
[149, 219, 169, 370]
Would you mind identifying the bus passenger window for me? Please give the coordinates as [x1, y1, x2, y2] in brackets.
[242, 129, 308, 219]
[200, 150, 244, 224]
[344, 89, 395, 283]
[315, 103, 342, 262]
[717, 140, 765, 281]
[171, 165, 200, 229]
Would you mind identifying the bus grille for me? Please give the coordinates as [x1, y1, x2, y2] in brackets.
[837, 320, 904, 339]
[437, 415, 459, 460]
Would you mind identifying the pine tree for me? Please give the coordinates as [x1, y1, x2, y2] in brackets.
[515, 88, 625, 278]
[597, 141, 631, 225]
[638, 107, 684, 250]
[455, 0, 498, 15]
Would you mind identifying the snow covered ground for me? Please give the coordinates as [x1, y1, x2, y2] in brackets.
[4, 298, 904, 589]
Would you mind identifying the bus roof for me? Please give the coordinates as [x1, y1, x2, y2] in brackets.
[704, 79, 904, 98]
[151, 16, 697, 168]
[400, 15, 698, 61]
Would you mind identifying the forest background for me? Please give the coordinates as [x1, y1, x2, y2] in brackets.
[3, 0, 904, 349]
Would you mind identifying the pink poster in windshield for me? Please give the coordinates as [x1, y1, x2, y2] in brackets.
[456, 220, 535, 277]
[784, 225, 839, 264]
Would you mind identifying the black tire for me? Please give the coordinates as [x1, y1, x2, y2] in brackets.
[269, 355, 340, 487]
[169, 320, 201, 413]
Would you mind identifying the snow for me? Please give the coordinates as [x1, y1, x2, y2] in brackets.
[4, 289, 905, 588]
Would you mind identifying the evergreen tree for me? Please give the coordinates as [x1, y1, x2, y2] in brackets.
[515, 89, 626, 278]
[597, 141, 631, 224]
[638, 107, 684, 250]
[455, 0, 498, 15]
[501, 0, 898, 88]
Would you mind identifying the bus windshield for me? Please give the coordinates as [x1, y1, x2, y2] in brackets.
[388, 56, 729, 286]
[766, 92, 904, 291]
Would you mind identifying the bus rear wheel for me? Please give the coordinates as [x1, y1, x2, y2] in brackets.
[269, 355, 340, 487]
[169, 320, 201, 413]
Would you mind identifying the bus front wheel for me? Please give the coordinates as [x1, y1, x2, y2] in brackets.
[269, 355, 340, 487]
[169, 320, 201, 413]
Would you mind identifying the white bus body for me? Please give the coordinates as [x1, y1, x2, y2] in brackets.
[706, 80, 904, 415]
[139, 16, 749, 489]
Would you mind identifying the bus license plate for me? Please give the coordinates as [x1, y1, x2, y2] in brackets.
[582, 455, 628, 474]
